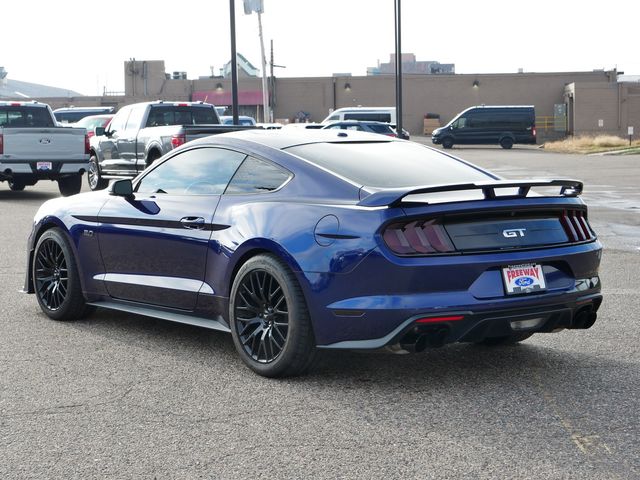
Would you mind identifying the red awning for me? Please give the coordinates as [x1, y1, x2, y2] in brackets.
[192, 90, 263, 106]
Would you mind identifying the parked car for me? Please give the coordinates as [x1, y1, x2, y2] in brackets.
[24, 129, 602, 377]
[73, 114, 114, 139]
[321, 120, 401, 137]
[220, 115, 257, 126]
[53, 106, 115, 125]
[432, 105, 536, 149]
[282, 122, 323, 130]
[322, 106, 396, 124]
[88, 101, 251, 190]
[0, 101, 89, 195]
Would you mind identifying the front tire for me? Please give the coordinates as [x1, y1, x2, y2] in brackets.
[229, 254, 315, 377]
[442, 137, 454, 149]
[33, 228, 94, 321]
[58, 174, 82, 196]
[87, 155, 108, 190]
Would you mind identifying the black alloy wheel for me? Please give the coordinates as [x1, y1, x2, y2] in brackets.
[235, 269, 289, 363]
[35, 237, 68, 311]
[230, 254, 315, 377]
[33, 228, 94, 321]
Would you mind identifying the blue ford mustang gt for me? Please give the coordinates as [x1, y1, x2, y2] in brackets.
[24, 130, 603, 377]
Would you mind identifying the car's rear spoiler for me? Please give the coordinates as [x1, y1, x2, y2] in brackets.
[357, 179, 584, 207]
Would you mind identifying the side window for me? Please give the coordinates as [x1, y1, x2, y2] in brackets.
[108, 107, 131, 134]
[136, 147, 246, 195]
[326, 115, 339, 121]
[453, 116, 467, 129]
[226, 156, 291, 194]
[126, 106, 146, 131]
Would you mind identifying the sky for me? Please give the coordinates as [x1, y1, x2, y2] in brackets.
[3, 0, 640, 96]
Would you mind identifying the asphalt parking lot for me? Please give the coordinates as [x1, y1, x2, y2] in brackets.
[1, 143, 639, 479]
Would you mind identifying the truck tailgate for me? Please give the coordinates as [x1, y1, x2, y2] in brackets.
[2, 127, 87, 160]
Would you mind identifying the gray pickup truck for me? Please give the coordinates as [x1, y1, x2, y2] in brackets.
[88, 101, 253, 190]
[0, 101, 89, 196]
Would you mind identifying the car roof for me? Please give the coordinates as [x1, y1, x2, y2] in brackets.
[188, 128, 395, 150]
[53, 106, 114, 112]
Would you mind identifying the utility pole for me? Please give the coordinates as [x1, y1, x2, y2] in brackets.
[244, 0, 269, 123]
[270, 39, 286, 122]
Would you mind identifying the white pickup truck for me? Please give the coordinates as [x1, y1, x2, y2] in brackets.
[0, 101, 89, 196]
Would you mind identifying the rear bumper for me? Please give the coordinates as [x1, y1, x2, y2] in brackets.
[0, 159, 88, 179]
[318, 290, 602, 350]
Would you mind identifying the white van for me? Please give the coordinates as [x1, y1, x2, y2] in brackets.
[322, 107, 396, 124]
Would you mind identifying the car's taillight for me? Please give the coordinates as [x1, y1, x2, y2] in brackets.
[383, 219, 456, 255]
[560, 210, 594, 242]
[0, 133, 3, 154]
[84, 133, 90, 154]
[171, 134, 186, 149]
[532, 126, 537, 138]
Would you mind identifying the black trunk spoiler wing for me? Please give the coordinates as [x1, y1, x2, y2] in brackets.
[357, 179, 584, 208]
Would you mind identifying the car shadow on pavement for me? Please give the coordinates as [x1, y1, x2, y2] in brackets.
[62, 308, 634, 395]
[0, 189, 60, 201]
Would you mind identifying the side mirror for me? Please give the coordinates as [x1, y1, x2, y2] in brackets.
[109, 179, 133, 197]
[95, 127, 106, 137]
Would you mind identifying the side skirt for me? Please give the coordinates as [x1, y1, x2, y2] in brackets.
[88, 299, 231, 333]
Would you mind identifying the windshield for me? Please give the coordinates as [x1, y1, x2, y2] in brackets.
[286, 141, 494, 188]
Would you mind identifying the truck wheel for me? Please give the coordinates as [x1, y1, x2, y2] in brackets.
[58, 175, 82, 197]
[8, 180, 25, 191]
[87, 156, 108, 191]
[442, 137, 454, 149]
[500, 137, 514, 149]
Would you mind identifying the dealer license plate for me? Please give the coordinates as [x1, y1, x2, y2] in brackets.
[36, 162, 52, 171]
[502, 263, 546, 295]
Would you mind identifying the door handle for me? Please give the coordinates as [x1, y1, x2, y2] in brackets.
[180, 217, 205, 230]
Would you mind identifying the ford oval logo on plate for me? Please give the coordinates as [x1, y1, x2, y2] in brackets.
[515, 277, 534, 287]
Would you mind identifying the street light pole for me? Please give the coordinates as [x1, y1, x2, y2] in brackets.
[229, 0, 239, 124]
[394, 0, 403, 137]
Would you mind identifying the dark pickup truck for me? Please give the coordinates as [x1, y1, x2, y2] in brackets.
[88, 101, 252, 190]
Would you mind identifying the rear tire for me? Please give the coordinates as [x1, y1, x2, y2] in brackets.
[442, 137, 454, 149]
[477, 332, 533, 346]
[229, 254, 316, 378]
[58, 175, 82, 196]
[8, 180, 25, 191]
[87, 155, 108, 191]
[33, 228, 94, 321]
[500, 137, 514, 149]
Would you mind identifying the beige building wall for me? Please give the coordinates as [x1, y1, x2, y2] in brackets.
[21, 60, 639, 140]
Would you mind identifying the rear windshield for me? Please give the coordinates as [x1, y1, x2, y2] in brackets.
[285, 141, 494, 188]
[0, 106, 55, 128]
[146, 106, 218, 127]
